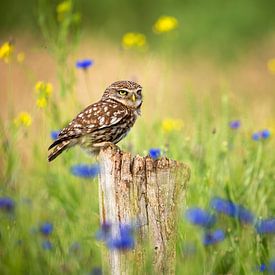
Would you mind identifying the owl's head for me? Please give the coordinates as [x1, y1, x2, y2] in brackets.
[102, 80, 143, 109]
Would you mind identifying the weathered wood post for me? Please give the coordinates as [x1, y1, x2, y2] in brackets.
[98, 146, 190, 274]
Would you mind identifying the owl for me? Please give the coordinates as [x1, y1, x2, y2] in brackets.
[48, 80, 142, 162]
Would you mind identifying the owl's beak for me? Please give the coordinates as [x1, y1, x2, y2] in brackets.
[131, 94, 136, 102]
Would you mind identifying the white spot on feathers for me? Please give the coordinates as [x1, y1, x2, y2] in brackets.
[99, 116, 105, 125]
[110, 116, 118, 124]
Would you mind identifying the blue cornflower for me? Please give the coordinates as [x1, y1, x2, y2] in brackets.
[252, 129, 271, 141]
[211, 197, 255, 224]
[185, 208, 216, 228]
[39, 222, 53, 236]
[71, 164, 100, 178]
[261, 129, 271, 139]
[235, 205, 255, 224]
[42, 240, 53, 250]
[252, 132, 261, 141]
[257, 260, 275, 272]
[149, 148, 161, 159]
[256, 263, 267, 272]
[203, 229, 225, 246]
[107, 224, 135, 250]
[76, 59, 93, 70]
[50, 130, 60, 140]
[211, 197, 236, 216]
[96, 222, 112, 241]
[256, 218, 275, 234]
[0, 197, 15, 212]
[229, 120, 241, 129]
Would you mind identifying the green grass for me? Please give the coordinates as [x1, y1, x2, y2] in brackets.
[1, 2, 275, 274]
[1, 85, 274, 274]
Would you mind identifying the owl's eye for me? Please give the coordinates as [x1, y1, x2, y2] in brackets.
[118, 90, 128, 96]
[136, 89, 142, 96]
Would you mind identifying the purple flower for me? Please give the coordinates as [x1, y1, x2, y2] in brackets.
[203, 229, 225, 245]
[50, 130, 60, 140]
[107, 224, 135, 250]
[0, 197, 15, 212]
[40, 222, 53, 236]
[256, 218, 275, 234]
[42, 240, 53, 250]
[76, 59, 93, 70]
[149, 148, 161, 159]
[261, 129, 271, 139]
[71, 164, 100, 178]
[185, 208, 216, 228]
[211, 197, 255, 224]
[229, 120, 241, 129]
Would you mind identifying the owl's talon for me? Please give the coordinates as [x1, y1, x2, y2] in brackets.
[104, 142, 120, 152]
[93, 142, 120, 152]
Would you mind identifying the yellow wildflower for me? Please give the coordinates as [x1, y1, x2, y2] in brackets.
[35, 81, 44, 92]
[153, 16, 178, 33]
[122, 32, 146, 49]
[14, 112, 32, 127]
[267, 58, 275, 75]
[36, 97, 48, 109]
[56, 0, 71, 14]
[45, 83, 53, 96]
[0, 42, 13, 63]
[35, 81, 53, 96]
[35, 81, 53, 109]
[17, 52, 25, 63]
[161, 118, 184, 133]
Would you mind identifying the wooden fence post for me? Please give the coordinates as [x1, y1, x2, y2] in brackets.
[98, 146, 190, 275]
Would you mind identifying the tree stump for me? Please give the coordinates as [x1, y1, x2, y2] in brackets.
[98, 146, 190, 275]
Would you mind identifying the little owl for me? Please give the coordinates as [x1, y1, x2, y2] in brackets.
[48, 80, 142, 161]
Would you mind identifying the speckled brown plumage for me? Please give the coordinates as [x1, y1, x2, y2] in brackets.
[48, 80, 142, 161]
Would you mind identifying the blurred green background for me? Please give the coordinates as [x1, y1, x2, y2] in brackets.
[1, 0, 275, 274]
[1, 0, 275, 59]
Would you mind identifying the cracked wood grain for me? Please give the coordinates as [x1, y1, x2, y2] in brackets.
[98, 146, 190, 275]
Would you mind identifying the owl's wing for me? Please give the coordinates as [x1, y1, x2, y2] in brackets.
[49, 101, 127, 150]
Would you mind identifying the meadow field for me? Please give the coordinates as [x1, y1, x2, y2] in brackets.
[1, 1, 275, 274]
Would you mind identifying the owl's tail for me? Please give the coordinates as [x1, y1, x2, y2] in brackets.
[48, 140, 71, 162]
